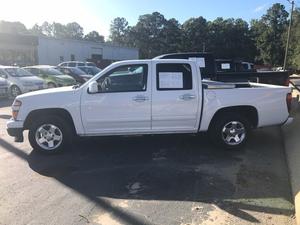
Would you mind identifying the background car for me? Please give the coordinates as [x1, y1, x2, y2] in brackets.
[0, 66, 45, 97]
[0, 76, 9, 98]
[77, 66, 102, 75]
[58, 61, 97, 67]
[23, 66, 77, 88]
[56, 67, 93, 84]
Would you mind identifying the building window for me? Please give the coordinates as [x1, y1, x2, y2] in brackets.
[70, 54, 75, 61]
[59, 56, 64, 62]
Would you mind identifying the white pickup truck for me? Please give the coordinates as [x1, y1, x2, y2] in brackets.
[7, 59, 293, 153]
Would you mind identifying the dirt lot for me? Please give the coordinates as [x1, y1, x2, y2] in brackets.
[0, 99, 295, 225]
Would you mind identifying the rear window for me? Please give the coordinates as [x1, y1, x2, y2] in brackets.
[156, 63, 192, 90]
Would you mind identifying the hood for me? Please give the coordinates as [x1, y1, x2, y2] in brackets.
[18, 76, 44, 84]
[17, 86, 75, 99]
[55, 74, 76, 80]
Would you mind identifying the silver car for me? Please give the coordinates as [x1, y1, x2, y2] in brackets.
[0, 66, 46, 97]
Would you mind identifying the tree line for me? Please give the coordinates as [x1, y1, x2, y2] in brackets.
[0, 3, 299, 68]
[109, 3, 300, 68]
[0, 21, 105, 42]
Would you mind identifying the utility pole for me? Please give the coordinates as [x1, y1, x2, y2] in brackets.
[283, 0, 295, 70]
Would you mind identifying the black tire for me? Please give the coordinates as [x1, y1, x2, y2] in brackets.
[208, 112, 251, 150]
[10, 85, 21, 97]
[28, 116, 73, 154]
[47, 82, 57, 88]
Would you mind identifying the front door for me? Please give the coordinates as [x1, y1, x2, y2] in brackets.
[81, 63, 151, 134]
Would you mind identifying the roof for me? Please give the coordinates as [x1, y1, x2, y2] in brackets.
[23, 65, 54, 68]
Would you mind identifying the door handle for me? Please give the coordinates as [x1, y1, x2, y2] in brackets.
[179, 94, 196, 101]
[132, 95, 149, 102]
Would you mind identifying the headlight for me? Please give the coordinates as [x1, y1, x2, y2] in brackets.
[12, 99, 22, 120]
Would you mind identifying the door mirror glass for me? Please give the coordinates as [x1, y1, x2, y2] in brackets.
[88, 81, 98, 93]
[0, 74, 8, 79]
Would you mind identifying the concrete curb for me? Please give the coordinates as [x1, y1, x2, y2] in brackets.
[282, 94, 300, 225]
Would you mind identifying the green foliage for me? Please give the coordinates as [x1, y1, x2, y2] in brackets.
[251, 3, 289, 66]
[84, 31, 104, 42]
[289, 8, 300, 69]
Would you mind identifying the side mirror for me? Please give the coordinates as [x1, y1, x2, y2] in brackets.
[88, 81, 98, 93]
[0, 74, 7, 79]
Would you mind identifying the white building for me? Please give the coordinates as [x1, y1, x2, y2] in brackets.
[0, 33, 139, 67]
[38, 36, 139, 65]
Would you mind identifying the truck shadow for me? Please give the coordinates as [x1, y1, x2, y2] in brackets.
[0, 130, 294, 224]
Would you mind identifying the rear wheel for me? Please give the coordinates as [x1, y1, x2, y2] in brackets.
[28, 116, 72, 154]
[10, 85, 21, 97]
[209, 113, 250, 150]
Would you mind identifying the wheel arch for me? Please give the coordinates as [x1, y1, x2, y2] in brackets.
[24, 108, 76, 133]
[208, 105, 259, 130]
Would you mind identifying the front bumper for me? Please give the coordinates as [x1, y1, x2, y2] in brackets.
[282, 117, 294, 126]
[7, 119, 24, 142]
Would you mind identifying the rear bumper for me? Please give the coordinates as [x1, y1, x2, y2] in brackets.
[282, 117, 294, 126]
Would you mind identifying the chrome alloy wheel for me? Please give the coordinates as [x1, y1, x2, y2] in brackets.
[35, 124, 63, 150]
[221, 121, 246, 146]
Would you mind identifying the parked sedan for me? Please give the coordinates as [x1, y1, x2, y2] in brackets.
[56, 67, 92, 84]
[23, 66, 76, 88]
[0, 66, 45, 97]
[77, 66, 102, 75]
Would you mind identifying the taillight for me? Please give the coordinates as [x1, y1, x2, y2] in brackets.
[286, 93, 292, 113]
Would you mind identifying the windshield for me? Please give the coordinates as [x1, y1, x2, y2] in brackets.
[4, 68, 33, 77]
[71, 68, 86, 76]
[41, 68, 64, 76]
[79, 66, 101, 75]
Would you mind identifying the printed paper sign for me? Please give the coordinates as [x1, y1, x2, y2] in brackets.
[189, 57, 206, 68]
[221, 63, 231, 70]
[159, 72, 183, 89]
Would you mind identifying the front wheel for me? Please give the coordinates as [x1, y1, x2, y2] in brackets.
[28, 116, 72, 154]
[10, 85, 21, 97]
[209, 113, 250, 150]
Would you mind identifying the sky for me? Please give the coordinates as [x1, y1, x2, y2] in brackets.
[0, 0, 296, 39]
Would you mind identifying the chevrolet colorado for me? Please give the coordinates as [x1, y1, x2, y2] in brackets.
[7, 59, 293, 153]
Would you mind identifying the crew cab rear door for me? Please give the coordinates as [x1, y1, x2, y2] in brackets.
[151, 60, 201, 132]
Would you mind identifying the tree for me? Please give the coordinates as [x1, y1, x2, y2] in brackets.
[29, 24, 44, 36]
[182, 16, 208, 52]
[0, 21, 27, 34]
[84, 31, 104, 42]
[128, 12, 167, 58]
[65, 22, 84, 39]
[109, 17, 129, 45]
[207, 18, 255, 60]
[288, 8, 300, 68]
[251, 3, 289, 65]
[160, 18, 183, 53]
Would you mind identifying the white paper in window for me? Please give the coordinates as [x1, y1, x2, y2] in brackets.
[159, 72, 183, 89]
[221, 63, 231, 69]
[189, 57, 206, 68]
